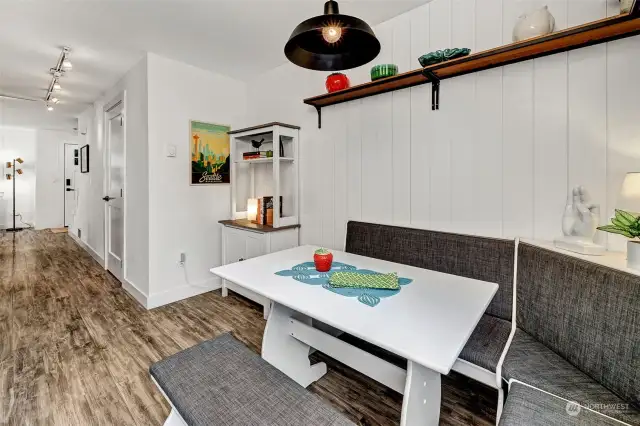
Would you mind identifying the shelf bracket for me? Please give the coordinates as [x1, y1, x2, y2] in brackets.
[422, 70, 441, 111]
[315, 106, 322, 129]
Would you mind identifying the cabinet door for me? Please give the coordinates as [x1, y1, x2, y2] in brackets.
[223, 227, 267, 264]
[245, 232, 267, 259]
[224, 228, 248, 264]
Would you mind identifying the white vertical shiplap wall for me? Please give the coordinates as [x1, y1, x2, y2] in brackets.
[246, 0, 640, 252]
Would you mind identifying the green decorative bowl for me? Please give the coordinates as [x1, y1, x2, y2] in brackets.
[371, 64, 398, 81]
[418, 48, 471, 67]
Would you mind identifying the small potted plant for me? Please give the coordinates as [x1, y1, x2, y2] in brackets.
[314, 248, 333, 272]
[597, 209, 640, 269]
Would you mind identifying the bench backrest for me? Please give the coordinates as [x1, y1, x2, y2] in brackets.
[517, 243, 640, 408]
[345, 221, 515, 321]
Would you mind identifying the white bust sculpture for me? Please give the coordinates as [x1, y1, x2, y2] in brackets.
[555, 186, 605, 255]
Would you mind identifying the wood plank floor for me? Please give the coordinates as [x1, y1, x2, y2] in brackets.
[0, 230, 497, 425]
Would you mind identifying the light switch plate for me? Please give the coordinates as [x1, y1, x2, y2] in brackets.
[166, 145, 177, 157]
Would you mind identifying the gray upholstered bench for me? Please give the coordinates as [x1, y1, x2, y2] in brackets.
[499, 381, 626, 426]
[345, 221, 516, 421]
[150, 333, 355, 426]
[502, 243, 640, 425]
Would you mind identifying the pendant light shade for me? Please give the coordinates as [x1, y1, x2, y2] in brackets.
[285, 0, 381, 71]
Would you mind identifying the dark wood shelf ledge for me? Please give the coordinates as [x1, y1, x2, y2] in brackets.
[304, 8, 640, 124]
[219, 219, 300, 233]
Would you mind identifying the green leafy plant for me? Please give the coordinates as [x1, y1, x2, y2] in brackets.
[597, 209, 640, 238]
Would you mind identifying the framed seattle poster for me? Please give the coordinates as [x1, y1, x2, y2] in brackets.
[190, 120, 231, 185]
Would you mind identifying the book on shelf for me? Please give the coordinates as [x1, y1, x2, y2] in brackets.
[242, 151, 272, 160]
[256, 196, 284, 226]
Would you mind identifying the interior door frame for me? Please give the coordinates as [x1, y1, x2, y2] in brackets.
[63, 143, 79, 227]
[103, 92, 127, 280]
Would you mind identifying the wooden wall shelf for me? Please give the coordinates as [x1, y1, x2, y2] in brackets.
[304, 7, 640, 127]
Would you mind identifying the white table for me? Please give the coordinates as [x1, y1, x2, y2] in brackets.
[210, 245, 498, 426]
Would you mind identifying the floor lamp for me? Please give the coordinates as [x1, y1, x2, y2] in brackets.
[5, 157, 24, 232]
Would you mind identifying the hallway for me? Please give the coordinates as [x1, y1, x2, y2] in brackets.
[0, 230, 496, 425]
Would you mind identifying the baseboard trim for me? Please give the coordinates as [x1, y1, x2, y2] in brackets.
[122, 279, 149, 309]
[146, 277, 221, 310]
[68, 231, 104, 266]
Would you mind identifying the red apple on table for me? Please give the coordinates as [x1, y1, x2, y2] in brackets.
[314, 248, 333, 272]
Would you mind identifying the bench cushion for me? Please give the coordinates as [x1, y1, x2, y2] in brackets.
[499, 381, 624, 426]
[458, 314, 511, 373]
[517, 243, 640, 411]
[502, 329, 640, 424]
[345, 221, 515, 320]
[150, 333, 354, 426]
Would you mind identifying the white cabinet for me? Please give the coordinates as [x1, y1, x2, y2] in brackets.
[221, 223, 299, 318]
[221, 122, 300, 318]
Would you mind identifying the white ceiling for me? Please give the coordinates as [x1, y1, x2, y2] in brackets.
[0, 0, 427, 131]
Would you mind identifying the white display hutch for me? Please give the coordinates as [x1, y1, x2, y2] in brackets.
[220, 122, 300, 318]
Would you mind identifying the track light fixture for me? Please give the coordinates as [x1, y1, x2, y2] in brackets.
[45, 46, 72, 109]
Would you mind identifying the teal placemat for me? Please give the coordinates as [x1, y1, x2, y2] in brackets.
[275, 262, 412, 307]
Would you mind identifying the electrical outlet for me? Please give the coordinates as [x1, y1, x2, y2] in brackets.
[178, 252, 186, 267]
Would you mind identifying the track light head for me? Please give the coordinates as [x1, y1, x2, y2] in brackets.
[62, 59, 72, 70]
[15, 158, 23, 164]
[6, 174, 11, 180]
[52, 81, 61, 91]
[6, 162, 12, 168]
[16, 169, 23, 175]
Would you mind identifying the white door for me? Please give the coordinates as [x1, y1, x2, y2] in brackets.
[64, 144, 79, 227]
[105, 102, 125, 281]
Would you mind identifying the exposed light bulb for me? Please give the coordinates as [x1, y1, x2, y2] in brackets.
[50, 97, 59, 104]
[53, 81, 61, 91]
[47, 105, 54, 111]
[322, 25, 342, 44]
[62, 59, 72, 70]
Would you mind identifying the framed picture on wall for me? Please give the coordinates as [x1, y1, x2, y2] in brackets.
[80, 145, 90, 173]
[190, 120, 231, 185]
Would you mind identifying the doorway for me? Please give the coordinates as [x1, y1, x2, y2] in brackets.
[63, 143, 79, 227]
[104, 98, 125, 281]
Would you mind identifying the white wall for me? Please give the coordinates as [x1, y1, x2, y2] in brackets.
[146, 53, 246, 307]
[246, 0, 640, 252]
[34, 129, 77, 230]
[74, 54, 150, 296]
[0, 127, 36, 229]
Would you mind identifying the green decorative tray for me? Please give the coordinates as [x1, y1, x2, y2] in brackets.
[370, 64, 398, 81]
[418, 48, 471, 67]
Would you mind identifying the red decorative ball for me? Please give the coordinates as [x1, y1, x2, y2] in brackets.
[314, 252, 334, 272]
[325, 73, 350, 93]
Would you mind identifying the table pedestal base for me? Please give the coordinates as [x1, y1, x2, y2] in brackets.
[401, 361, 441, 426]
[262, 302, 327, 387]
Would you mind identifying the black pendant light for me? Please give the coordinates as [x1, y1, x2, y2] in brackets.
[285, 0, 381, 71]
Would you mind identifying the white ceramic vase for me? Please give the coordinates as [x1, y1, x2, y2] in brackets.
[627, 240, 640, 270]
[513, 6, 556, 42]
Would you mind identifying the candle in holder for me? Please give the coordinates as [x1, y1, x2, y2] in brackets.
[247, 198, 259, 223]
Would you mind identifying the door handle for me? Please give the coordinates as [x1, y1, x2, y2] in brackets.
[102, 196, 115, 201]
[66, 188, 75, 192]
